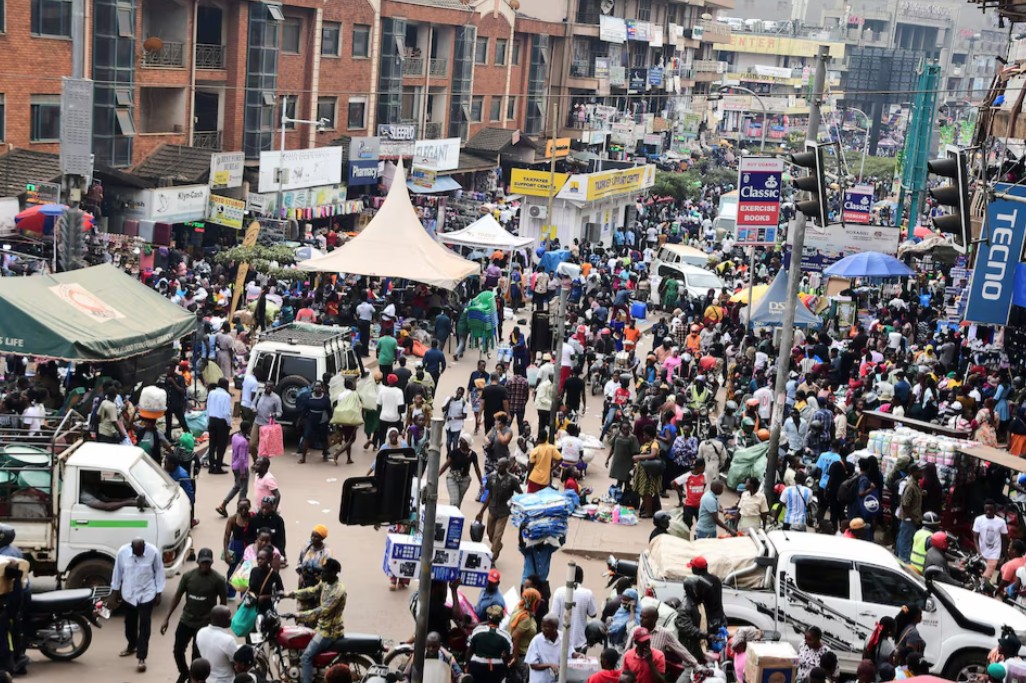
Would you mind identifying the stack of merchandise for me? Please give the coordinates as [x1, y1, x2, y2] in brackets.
[382, 504, 495, 587]
[866, 428, 974, 486]
[511, 488, 572, 541]
[465, 290, 499, 354]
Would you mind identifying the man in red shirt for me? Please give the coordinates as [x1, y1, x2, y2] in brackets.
[587, 648, 622, 683]
[671, 459, 706, 528]
[623, 628, 666, 683]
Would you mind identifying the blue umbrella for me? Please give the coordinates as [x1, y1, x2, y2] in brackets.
[822, 251, 914, 278]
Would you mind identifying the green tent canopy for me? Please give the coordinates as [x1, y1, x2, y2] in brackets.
[0, 264, 196, 361]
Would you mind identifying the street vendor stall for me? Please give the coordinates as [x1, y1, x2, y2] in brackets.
[858, 410, 971, 440]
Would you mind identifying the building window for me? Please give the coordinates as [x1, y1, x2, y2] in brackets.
[317, 96, 337, 129]
[0, 95, 5, 141]
[637, 0, 650, 21]
[512, 40, 521, 65]
[506, 95, 516, 120]
[321, 22, 341, 56]
[348, 97, 367, 129]
[282, 17, 301, 53]
[352, 24, 370, 57]
[115, 109, 136, 136]
[470, 95, 484, 122]
[279, 96, 297, 129]
[116, 7, 133, 36]
[30, 95, 61, 142]
[475, 37, 488, 65]
[495, 38, 507, 66]
[31, 0, 72, 37]
[0, 1, 5, 32]
[490, 96, 502, 121]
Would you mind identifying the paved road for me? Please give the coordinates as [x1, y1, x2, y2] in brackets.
[28, 325, 672, 682]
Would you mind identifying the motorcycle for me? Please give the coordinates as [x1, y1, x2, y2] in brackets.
[605, 555, 639, 588]
[253, 594, 387, 682]
[27, 586, 110, 661]
[590, 354, 610, 396]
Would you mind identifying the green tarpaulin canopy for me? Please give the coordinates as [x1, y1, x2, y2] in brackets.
[0, 264, 196, 361]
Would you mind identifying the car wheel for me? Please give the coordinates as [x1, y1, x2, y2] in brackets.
[944, 650, 989, 682]
[275, 375, 311, 413]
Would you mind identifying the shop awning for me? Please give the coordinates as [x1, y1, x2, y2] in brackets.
[747, 271, 821, 328]
[0, 264, 197, 361]
[407, 176, 462, 194]
[438, 214, 535, 251]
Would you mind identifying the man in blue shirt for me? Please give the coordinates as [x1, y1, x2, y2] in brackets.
[815, 441, 842, 490]
[474, 569, 506, 621]
[111, 539, 166, 673]
[695, 481, 731, 539]
[893, 370, 912, 406]
[164, 455, 196, 528]
[422, 339, 447, 386]
[434, 309, 452, 351]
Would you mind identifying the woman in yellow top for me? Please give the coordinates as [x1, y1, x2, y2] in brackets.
[632, 423, 662, 518]
[527, 432, 562, 493]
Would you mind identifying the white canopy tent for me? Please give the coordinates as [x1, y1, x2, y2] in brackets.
[297, 164, 479, 289]
[437, 214, 535, 251]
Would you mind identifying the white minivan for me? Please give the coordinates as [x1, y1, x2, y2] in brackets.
[649, 262, 726, 306]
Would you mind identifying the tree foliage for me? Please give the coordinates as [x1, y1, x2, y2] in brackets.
[214, 244, 308, 280]
[652, 167, 736, 201]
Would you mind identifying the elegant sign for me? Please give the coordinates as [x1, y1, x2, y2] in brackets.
[413, 137, 461, 171]
[258, 147, 343, 192]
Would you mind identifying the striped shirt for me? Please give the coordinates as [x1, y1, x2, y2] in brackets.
[781, 485, 812, 527]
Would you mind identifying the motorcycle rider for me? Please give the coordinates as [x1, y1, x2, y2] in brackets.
[0, 525, 28, 676]
[650, 511, 671, 542]
[283, 558, 346, 683]
[909, 512, 942, 572]
[735, 418, 760, 449]
[923, 532, 960, 586]
[717, 401, 739, 442]
[687, 376, 713, 411]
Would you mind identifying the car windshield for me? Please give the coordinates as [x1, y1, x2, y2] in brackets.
[130, 460, 176, 509]
[689, 273, 722, 289]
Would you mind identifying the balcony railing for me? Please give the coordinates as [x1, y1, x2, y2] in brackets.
[699, 19, 731, 42]
[694, 59, 727, 73]
[403, 57, 425, 76]
[142, 41, 185, 68]
[429, 58, 448, 76]
[570, 59, 595, 78]
[192, 130, 223, 150]
[576, 11, 601, 24]
[196, 43, 226, 70]
[424, 122, 443, 139]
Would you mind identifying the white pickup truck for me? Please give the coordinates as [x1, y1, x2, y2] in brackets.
[1, 425, 193, 588]
[637, 529, 1026, 679]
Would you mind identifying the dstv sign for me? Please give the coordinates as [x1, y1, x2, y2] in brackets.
[842, 184, 874, 224]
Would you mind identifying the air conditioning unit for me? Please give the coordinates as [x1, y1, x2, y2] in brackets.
[528, 205, 548, 219]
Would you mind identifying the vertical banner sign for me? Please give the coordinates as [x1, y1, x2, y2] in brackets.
[229, 221, 262, 319]
[842, 184, 874, 224]
[735, 156, 784, 246]
[964, 182, 1026, 325]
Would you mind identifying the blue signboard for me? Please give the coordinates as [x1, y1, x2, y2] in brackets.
[965, 182, 1026, 325]
[347, 160, 379, 186]
[841, 184, 874, 224]
[736, 156, 783, 246]
[648, 67, 664, 86]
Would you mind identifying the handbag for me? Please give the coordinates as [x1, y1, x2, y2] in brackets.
[641, 456, 666, 477]
[258, 418, 285, 457]
[231, 571, 272, 637]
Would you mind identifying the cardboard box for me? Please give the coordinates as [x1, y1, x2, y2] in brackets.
[566, 656, 600, 683]
[459, 570, 490, 588]
[745, 642, 797, 683]
[0, 557, 30, 595]
[382, 534, 460, 582]
[458, 541, 493, 573]
[419, 504, 465, 550]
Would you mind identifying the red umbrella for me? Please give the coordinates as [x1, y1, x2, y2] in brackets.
[16, 204, 93, 235]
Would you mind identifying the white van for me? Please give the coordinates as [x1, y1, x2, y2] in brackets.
[714, 190, 739, 240]
[652, 244, 710, 271]
[648, 262, 726, 306]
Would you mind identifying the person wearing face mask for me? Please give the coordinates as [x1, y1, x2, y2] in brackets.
[299, 382, 332, 464]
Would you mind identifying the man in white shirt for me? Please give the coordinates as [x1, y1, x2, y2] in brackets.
[547, 567, 598, 653]
[753, 382, 774, 422]
[206, 378, 233, 474]
[195, 606, 239, 683]
[974, 500, 1009, 580]
[377, 373, 406, 443]
[111, 539, 166, 672]
[526, 616, 563, 683]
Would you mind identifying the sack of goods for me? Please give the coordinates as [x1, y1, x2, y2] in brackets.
[138, 385, 168, 420]
[510, 488, 572, 541]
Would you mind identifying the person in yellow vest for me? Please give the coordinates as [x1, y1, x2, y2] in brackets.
[909, 511, 941, 572]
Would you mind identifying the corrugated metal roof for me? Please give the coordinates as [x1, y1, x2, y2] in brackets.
[465, 127, 517, 154]
[132, 144, 216, 184]
[0, 149, 61, 198]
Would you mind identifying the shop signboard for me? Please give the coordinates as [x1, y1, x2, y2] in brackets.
[510, 169, 568, 197]
[543, 138, 571, 159]
[786, 222, 901, 272]
[629, 69, 647, 93]
[123, 184, 210, 223]
[258, 147, 343, 193]
[309, 184, 348, 207]
[350, 136, 381, 161]
[599, 16, 627, 44]
[413, 137, 461, 171]
[648, 67, 664, 87]
[377, 124, 417, 158]
[626, 20, 651, 41]
[964, 183, 1026, 326]
[557, 165, 655, 202]
[735, 156, 783, 246]
[209, 152, 245, 190]
[609, 67, 626, 87]
[348, 159, 380, 186]
[594, 57, 610, 80]
[841, 184, 874, 224]
[411, 166, 436, 189]
[651, 26, 663, 47]
[206, 194, 245, 229]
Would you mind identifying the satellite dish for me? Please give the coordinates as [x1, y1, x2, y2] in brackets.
[600, 0, 614, 14]
[143, 36, 164, 53]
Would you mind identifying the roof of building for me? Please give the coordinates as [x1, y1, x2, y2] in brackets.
[0, 149, 62, 198]
[465, 127, 519, 154]
[388, 0, 478, 10]
[132, 144, 216, 184]
[447, 151, 498, 175]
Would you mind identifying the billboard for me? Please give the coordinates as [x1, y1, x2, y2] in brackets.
[735, 156, 783, 246]
[787, 222, 901, 272]
[209, 152, 245, 190]
[413, 138, 461, 171]
[258, 147, 343, 192]
[842, 184, 874, 224]
[206, 194, 245, 229]
[964, 183, 1026, 326]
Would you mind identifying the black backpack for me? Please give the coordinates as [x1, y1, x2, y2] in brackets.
[837, 474, 860, 505]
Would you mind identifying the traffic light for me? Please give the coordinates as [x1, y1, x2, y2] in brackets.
[928, 145, 971, 249]
[790, 141, 828, 227]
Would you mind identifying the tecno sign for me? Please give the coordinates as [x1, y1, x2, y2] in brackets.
[964, 185, 1026, 326]
[979, 220, 1015, 300]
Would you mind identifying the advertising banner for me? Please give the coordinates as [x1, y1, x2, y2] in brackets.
[735, 156, 783, 246]
[599, 16, 627, 44]
[842, 184, 874, 224]
[510, 169, 568, 197]
[209, 152, 245, 190]
[786, 222, 902, 272]
[348, 159, 380, 186]
[206, 194, 245, 229]
[648, 67, 664, 87]
[557, 165, 655, 202]
[626, 20, 651, 41]
[413, 137, 461, 171]
[629, 69, 647, 93]
[258, 147, 343, 192]
[594, 57, 610, 79]
[123, 184, 210, 223]
[543, 138, 571, 159]
[377, 124, 417, 158]
[350, 136, 381, 161]
[964, 182, 1026, 326]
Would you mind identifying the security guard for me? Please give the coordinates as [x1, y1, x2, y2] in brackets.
[910, 511, 942, 572]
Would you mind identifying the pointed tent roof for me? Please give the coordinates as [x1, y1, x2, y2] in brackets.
[437, 214, 535, 251]
[297, 164, 479, 289]
[748, 271, 821, 328]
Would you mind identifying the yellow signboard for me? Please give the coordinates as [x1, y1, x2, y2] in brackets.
[229, 221, 261, 319]
[727, 34, 845, 59]
[558, 165, 656, 202]
[510, 169, 569, 197]
[543, 137, 572, 159]
[206, 194, 246, 230]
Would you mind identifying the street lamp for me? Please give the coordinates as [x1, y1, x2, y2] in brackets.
[846, 106, 871, 181]
[715, 84, 768, 152]
[275, 94, 330, 235]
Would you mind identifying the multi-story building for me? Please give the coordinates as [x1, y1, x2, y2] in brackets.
[0, 0, 564, 169]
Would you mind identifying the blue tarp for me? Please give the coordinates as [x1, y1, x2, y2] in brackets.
[538, 249, 571, 273]
[748, 271, 821, 328]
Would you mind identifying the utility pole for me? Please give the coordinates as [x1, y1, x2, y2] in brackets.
[556, 562, 577, 683]
[764, 44, 828, 495]
[413, 418, 444, 683]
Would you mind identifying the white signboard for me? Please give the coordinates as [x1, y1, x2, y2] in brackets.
[209, 152, 245, 190]
[258, 147, 343, 193]
[413, 138, 461, 172]
[792, 222, 901, 257]
[754, 65, 794, 79]
[60, 77, 94, 177]
[123, 184, 211, 223]
[378, 124, 417, 158]
[599, 16, 627, 44]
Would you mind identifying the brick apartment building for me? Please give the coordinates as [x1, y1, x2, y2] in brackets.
[0, 0, 564, 169]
